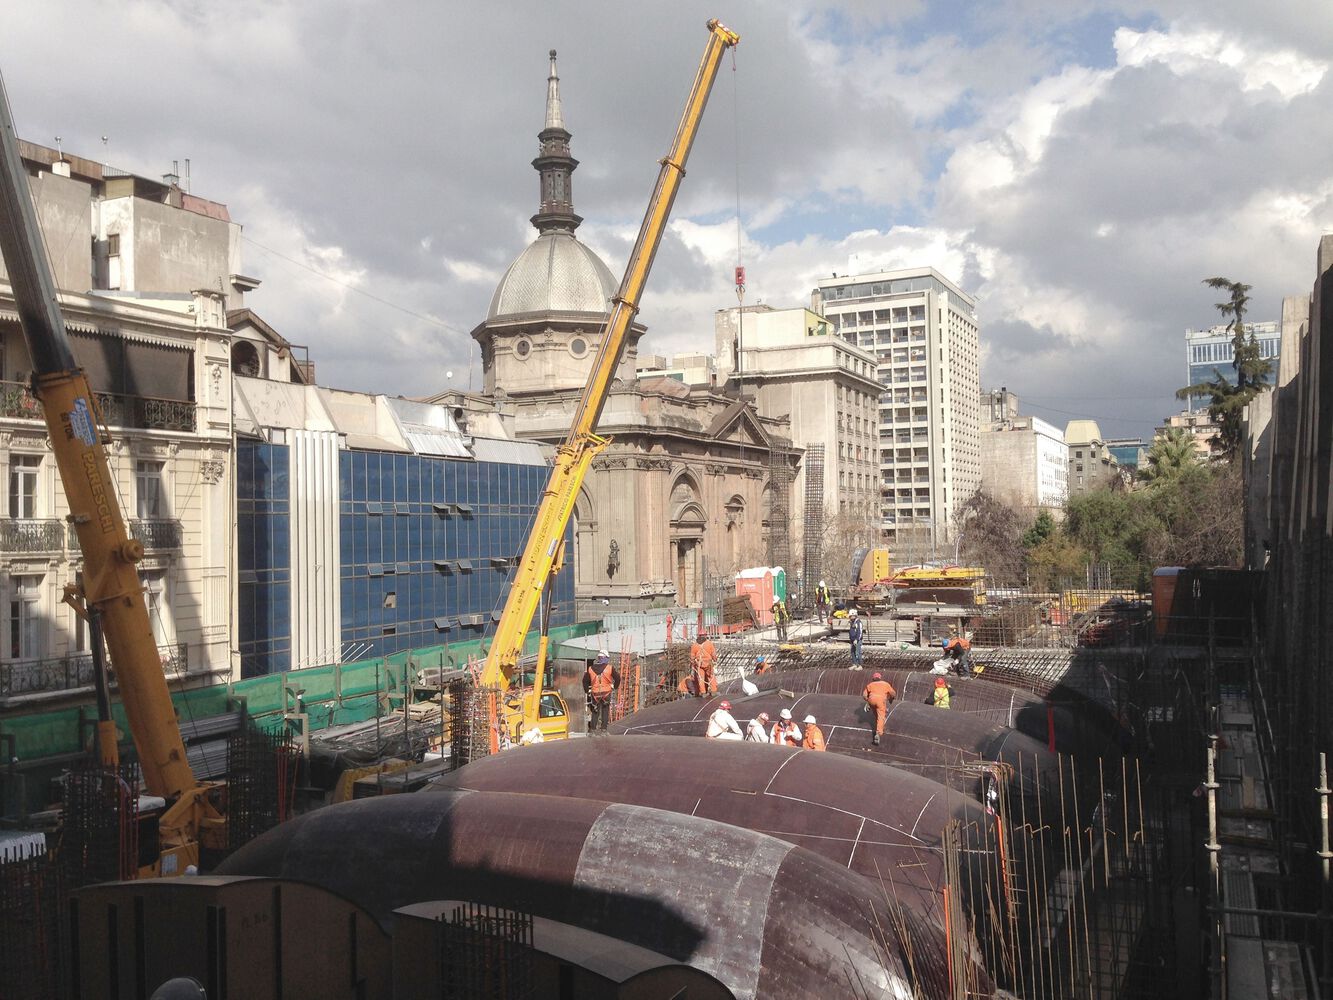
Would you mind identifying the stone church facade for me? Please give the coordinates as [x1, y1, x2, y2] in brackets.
[434, 52, 799, 614]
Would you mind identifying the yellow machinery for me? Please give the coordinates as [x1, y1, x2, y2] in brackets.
[480, 19, 741, 740]
[0, 76, 225, 874]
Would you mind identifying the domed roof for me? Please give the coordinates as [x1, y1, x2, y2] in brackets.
[487, 231, 617, 321]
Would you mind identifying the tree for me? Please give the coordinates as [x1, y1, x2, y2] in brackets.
[1176, 277, 1274, 460]
[1027, 536, 1089, 592]
[1022, 510, 1056, 549]
[1140, 427, 1200, 484]
[954, 491, 1028, 586]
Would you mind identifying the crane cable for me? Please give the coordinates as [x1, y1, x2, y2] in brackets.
[731, 43, 745, 468]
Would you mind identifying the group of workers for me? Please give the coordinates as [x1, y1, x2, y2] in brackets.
[707, 701, 827, 750]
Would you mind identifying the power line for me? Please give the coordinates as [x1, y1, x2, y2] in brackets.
[242, 236, 467, 336]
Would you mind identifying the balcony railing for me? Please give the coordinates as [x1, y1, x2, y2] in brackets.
[0, 380, 195, 433]
[0, 518, 65, 553]
[61, 519, 183, 553]
[130, 519, 183, 550]
[0, 642, 187, 699]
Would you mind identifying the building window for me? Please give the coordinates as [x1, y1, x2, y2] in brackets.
[569, 337, 588, 358]
[514, 339, 532, 359]
[8, 455, 40, 519]
[140, 570, 169, 647]
[232, 340, 261, 378]
[7, 575, 42, 660]
[136, 460, 166, 519]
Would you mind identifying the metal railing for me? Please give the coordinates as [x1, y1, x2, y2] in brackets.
[0, 379, 195, 432]
[0, 642, 187, 698]
[0, 518, 64, 553]
[129, 519, 182, 550]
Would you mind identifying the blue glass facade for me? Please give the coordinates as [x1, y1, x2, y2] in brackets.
[338, 450, 574, 659]
[236, 443, 574, 675]
[236, 440, 291, 678]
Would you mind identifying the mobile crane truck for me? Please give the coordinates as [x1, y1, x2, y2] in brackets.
[0, 72, 225, 875]
[481, 19, 740, 743]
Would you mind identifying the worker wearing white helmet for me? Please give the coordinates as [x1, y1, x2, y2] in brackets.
[770, 706, 802, 746]
[706, 700, 743, 740]
[745, 711, 771, 743]
[848, 607, 865, 669]
[801, 714, 827, 751]
[815, 579, 831, 623]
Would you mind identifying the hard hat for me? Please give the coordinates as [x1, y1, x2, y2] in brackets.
[938, 638, 949, 647]
[935, 677, 948, 687]
[719, 700, 731, 711]
[598, 648, 610, 658]
[872, 672, 882, 680]
[819, 580, 825, 587]
[756, 655, 766, 663]
[803, 715, 817, 725]
[780, 708, 793, 720]
[757, 712, 769, 721]
[849, 608, 858, 616]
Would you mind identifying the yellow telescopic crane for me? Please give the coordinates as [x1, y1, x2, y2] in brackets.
[0, 72, 223, 874]
[479, 19, 741, 735]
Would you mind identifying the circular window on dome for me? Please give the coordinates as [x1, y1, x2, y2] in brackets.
[569, 337, 589, 358]
[514, 339, 532, 359]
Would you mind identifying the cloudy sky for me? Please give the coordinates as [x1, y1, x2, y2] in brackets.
[4, 0, 1330, 440]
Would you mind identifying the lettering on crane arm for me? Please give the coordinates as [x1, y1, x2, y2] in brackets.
[81, 451, 116, 534]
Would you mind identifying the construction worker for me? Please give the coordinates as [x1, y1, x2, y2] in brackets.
[815, 579, 831, 623]
[862, 671, 897, 746]
[848, 608, 865, 668]
[583, 649, 620, 735]
[771, 598, 789, 641]
[690, 631, 718, 697]
[933, 676, 952, 709]
[771, 707, 803, 746]
[940, 635, 973, 678]
[753, 654, 771, 675]
[706, 700, 743, 740]
[745, 711, 771, 742]
[801, 714, 827, 751]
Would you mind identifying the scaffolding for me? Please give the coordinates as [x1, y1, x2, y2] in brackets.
[437, 902, 535, 1000]
[223, 725, 293, 859]
[801, 442, 825, 609]
[767, 441, 791, 571]
[0, 848, 65, 1000]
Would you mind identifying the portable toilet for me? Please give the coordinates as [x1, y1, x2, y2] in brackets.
[735, 567, 775, 626]
[770, 567, 787, 604]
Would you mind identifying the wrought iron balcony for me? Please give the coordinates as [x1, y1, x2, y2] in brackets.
[0, 379, 195, 433]
[0, 518, 65, 553]
[0, 642, 187, 699]
[130, 519, 183, 550]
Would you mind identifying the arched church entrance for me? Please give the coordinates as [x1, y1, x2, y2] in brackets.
[669, 476, 707, 606]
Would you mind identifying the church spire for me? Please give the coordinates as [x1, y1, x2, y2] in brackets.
[545, 49, 564, 130]
[531, 49, 582, 234]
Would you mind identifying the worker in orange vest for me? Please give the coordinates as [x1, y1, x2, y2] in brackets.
[771, 708, 803, 746]
[583, 650, 620, 734]
[862, 671, 897, 746]
[940, 635, 973, 678]
[801, 714, 827, 751]
[690, 632, 717, 697]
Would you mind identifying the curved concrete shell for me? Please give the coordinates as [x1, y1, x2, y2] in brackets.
[220, 789, 986, 1000]
[614, 692, 1061, 807]
[431, 735, 995, 923]
[719, 665, 1125, 760]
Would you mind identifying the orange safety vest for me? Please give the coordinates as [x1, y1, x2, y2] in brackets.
[945, 637, 971, 654]
[802, 724, 827, 751]
[587, 663, 615, 697]
[772, 721, 801, 746]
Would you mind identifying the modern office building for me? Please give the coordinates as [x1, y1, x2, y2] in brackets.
[232, 381, 572, 678]
[812, 267, 981, 545]
[713, 305, 881, 551]
[1185, 321, 1280, 409]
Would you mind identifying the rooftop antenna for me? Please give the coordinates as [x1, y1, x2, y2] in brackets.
[54, 135, 62, 159]
[184, 157, 190, 193]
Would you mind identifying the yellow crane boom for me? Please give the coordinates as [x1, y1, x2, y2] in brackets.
[0, 67, 222, 873]
[480, 19, 741, 731]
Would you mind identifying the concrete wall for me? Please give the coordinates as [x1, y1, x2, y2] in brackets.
[108, 197, 234, 295]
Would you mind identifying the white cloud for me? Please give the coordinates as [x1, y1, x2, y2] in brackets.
[1116, 26, 1328, 98]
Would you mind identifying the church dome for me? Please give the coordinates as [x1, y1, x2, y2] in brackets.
[487, 230, 617, 321]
